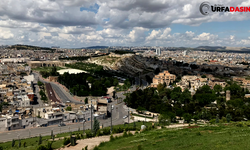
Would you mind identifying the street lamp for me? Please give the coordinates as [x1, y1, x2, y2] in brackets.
[82, 118, 86, 135]
[91, 101, 93, 133]
[111, 105, 114, 134]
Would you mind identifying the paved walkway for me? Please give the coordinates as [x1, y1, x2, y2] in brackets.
[58, 131, 136, 150]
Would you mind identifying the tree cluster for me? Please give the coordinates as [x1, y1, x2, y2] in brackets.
[58, 72, 118, 96]
[125, 82, 250, 122]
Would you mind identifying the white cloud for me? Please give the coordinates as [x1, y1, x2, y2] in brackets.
[0, 0, 249, 47]
[0, 28, 14, 40]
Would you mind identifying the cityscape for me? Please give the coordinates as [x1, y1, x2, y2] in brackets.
[1, 0, 250, 150]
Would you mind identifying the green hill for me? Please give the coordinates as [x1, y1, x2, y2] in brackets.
[96, 123, 250, 150]
[8, 44, 53, 51]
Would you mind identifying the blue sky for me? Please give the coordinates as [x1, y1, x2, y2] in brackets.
[0, 0, 250, 48]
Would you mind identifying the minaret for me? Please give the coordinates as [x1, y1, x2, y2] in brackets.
[226, 90, 230, 101]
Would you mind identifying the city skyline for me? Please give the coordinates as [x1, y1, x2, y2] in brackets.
[0, 0, 250, 48]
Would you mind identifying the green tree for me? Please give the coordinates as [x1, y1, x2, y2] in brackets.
[86, 76, 94, 83]
[216, 115, 220, 123]
[180, 89, 192, 104]
[158, 113, 170, 126]
[170, 87, 182, 103]
[193, 85, 216, 106]
[104, 80, 111, 87]
[201, 75, 207, 78]
[85, 98, 88, 104]
[66, 106, 72, 111]
[157, 83, 165, 93]
[113, 78, 119, 86]
[51, 66, 59, 76]
[18, 139, 21, 148]
[12, 139, 15, 147]
[51, 130, 54, 140]
[183, 113, 192, 123]
[162, 96, 168, 102]
[38, 134, 42, 145]
[38, 81, 43, 87]
[214, 84, 223, 94]
[112, 91, 116, 99]
[226, 113, 232, 123]
[93, 117, 100, 136]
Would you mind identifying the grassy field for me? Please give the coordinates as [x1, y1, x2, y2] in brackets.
[32, 66, 64, 72]
[97, 124, 250, 150]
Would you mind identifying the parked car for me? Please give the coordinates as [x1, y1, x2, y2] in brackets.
[123, 115, 128, 119]
[58, 123, 66, 127]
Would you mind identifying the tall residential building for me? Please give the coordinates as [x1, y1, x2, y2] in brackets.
[150, 70, 176, 88]
[156, 48, 161, 55]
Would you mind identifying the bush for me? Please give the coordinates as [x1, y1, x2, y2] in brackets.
[38, 134, 42, 145]
[110, 134, 115, 141]
[86, 131, 94, 138]
[76, 133, 81, 139]
[220, 117, 227, 123]
[196, 132, 202, 136]
[138, 144, 143, 150]
[63, 137, 70, 145]
[37, 145, 47, 150]
[96, 129, 102, 137]
[47, 142, 53, 150]
[226, 113, 232, 123]
[135, 130, 139, 134]
[93, 146, 99, 150]
[123, 131, 128, 137]
[102, 128, 110, 135]
[0, 146, 3, 150]
[128, 131, 133, 136]
[209, 119, 216, 124]
[236, 122, 245, 127]
[84, 145, 88, 150]
[216, 116, 220, 123]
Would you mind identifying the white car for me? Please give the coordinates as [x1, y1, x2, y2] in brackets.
[123, 115, 128, 119]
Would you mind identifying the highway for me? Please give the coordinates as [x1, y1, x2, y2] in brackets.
[33, 73, 82, 104]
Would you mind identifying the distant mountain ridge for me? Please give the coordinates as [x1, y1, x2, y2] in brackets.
[196, 46, 250, 51]
[82, 46, 109, 49]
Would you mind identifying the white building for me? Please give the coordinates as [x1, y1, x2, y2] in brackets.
[0, 115, 21, 131]
[156, 48, 161, 55]
[16, 95, 30, 107]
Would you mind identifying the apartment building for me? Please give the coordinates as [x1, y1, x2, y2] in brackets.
[150, 70, 176, 88]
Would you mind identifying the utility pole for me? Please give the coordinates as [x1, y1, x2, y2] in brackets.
[83, 118, 85, 134]
[91, 101, 93, 133]
[110, 105, 113, 134]
[128, 108, 130, 126]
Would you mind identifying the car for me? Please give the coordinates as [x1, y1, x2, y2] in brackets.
[123, 115, 128, 119]
[58, 123, 66, 127]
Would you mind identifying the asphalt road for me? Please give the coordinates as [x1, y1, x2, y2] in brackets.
[33, 73, 82, 104]
[0, 73, 137, 142]
[0, 101, 127, 142]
